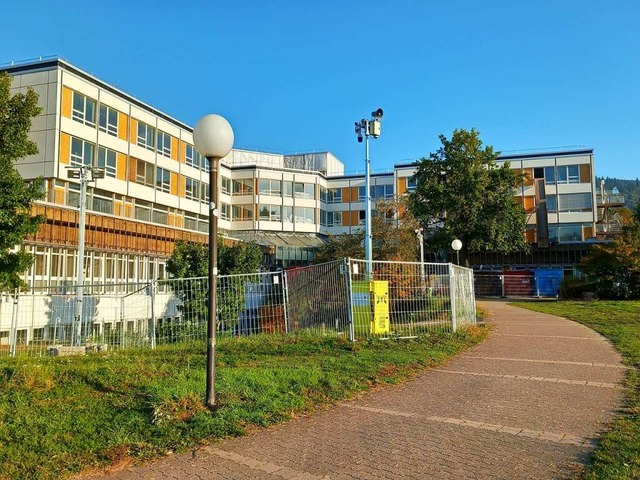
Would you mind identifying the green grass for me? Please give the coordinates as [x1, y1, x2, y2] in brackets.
[0, 327, 485, 480]
[514, 301, 640, 480]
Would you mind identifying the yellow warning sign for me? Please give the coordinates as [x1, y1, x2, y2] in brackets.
[370, 281, 390, 334]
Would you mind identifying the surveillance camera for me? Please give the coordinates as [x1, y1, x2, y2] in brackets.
[371, 108, 383, 119]
[357, 135, 363, 143]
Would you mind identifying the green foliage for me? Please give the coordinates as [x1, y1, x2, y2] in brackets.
[579, 204, 640, 299]
[165, 240, 263, 334]
[515, 301, 640, 479]
[0, 72, 44, 291]
[313, 197, 419, 263]
[0, 328, 486, 479]
[558, 276, 596, 300]
[408, 128, 528, 258]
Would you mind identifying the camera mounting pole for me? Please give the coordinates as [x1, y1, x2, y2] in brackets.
[354, 108, 383, 279]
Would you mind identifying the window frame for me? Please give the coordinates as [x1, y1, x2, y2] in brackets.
[70, 137, 94, 167]
[137, 121, 156, 151]
[155, 167, 171, 194]
[156, 130, 172, 157]
[98, 104, 118, 136]
[72, 91, 96, 127]
[97, 146, 117, 178]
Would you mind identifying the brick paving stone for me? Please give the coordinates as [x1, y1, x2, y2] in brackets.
[83, 300, 624, 480]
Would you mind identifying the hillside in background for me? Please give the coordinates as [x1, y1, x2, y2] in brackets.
[597, 177, 639, 211]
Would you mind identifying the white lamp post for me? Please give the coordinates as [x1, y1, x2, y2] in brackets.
[193, 114, 234, 409]
[354, 108, 383, 278]
[451, 238, 462, 265]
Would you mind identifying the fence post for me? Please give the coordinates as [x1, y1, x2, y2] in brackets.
[281, 270, 290, 333]
[343, 258, 355, 342]
[500, 274, 506, 298]
[150, 281, 156, 350]
[9, 289, 19, 357]
[120, 296, 125, 350]
[449, 264, 457, 332]
[470, 269, 477, 324]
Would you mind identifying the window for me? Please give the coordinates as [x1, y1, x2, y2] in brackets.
[544, 166, 556, 184]
[283, 181, 293, 198]
[546, 165, 580, 184]
[557, 165, 580, 184]
[98, 104, 118, 136]
[72, 92, 96, 126]
[156, 130, 172, 157]
[70, 137, 94, 166]
[407, 177, 417, 192]
[283, 206, 293, 222]
[221, 177, 231, 195]
[220, 203, 231, 221]
[185, 144, 197, 168]
[232, 205, 253, 221]
[259, 204, 281, 221]
[184, 214, 198, 231]
[549, 223, 583, 243]
[90, 189, 114, 214]
[358, 186, 366, 201]
[200, 182, 210, 203]
[294, 182, 314, 199]
[97, 147, 117, 178]
[329, 188, 342, 203]
[135, 159, 154, 187]
[232, 178, 253, 195]
[67, 183, 80, 208]
[320, 209, 327, 226]
[134, 200, 151, 222]
[200, 152, 209, 172]
[185, 177, 200, 201]
[546, 195, 557, 212]
[321, 210, 341, 227]
[294, 207, 315, 224]
[358, 210, 366, 225]
[259, 179, 282, 196]
[137, 121, 155, 150]
[374, 184, 394, 199]
[156, 167, 171, 193]
[152, 205, 168, 225]
[558, 193, 592, 212]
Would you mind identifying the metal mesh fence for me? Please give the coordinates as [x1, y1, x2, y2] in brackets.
[1, 259, 476, 357]
[284, 260, 351, 338]
[348, 259, 476, 339]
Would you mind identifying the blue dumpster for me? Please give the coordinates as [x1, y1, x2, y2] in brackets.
[533, 269, 563, 297]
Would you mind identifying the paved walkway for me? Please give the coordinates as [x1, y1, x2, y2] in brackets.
[87, 300, 626, 480]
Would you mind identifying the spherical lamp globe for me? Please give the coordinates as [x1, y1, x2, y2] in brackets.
[193, 114, 234, 158]
[451, 239, 463, 251]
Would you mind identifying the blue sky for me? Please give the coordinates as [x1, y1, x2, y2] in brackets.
[2, 0, 638, 178]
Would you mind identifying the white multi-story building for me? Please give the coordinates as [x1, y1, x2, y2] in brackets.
[2, 57, 601, 289]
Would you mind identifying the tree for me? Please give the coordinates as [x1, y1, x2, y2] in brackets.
[408, 128, 528, 259]
[165, 239, 263, 337]
[579, 204, 640, 299]
[0, 72, 44, 291]
[312, 197, 420, 264]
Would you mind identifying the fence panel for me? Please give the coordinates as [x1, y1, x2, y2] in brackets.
[349, 259, 475, 340]
[451, 265, 476, 327]
[284, 260, 351, 338]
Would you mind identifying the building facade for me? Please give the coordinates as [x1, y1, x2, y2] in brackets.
[2, 57, 602, 289]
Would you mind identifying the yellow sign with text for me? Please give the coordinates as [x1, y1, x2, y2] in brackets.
[370, 281, 390, 334]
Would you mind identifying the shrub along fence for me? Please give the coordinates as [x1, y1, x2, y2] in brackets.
[0, 259, 475, 357]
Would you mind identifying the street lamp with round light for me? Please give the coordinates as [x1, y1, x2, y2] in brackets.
[193, 114, 234, 409]
[451, 238, 462, 265]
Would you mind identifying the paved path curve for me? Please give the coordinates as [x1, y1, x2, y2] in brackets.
[86, 300, 626, 480]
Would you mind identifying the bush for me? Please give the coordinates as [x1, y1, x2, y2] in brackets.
[559, 277, 596, 300]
